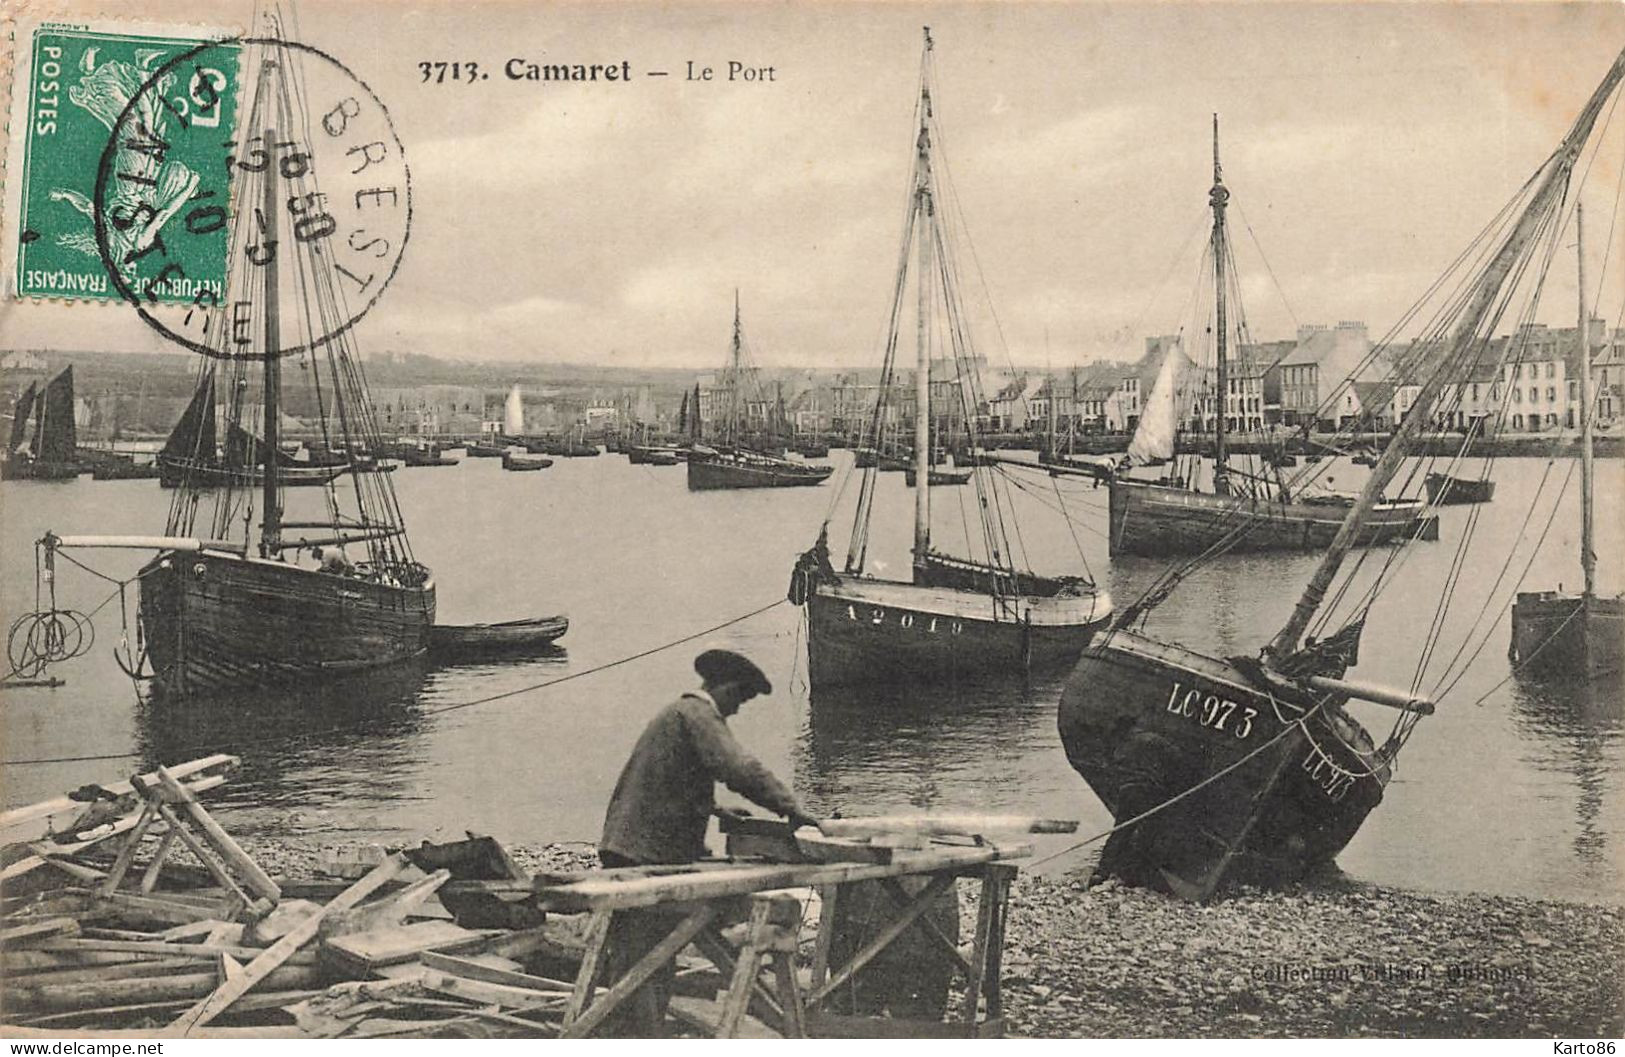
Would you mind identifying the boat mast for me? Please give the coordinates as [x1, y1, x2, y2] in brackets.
[1210, 114, 1231, 495]
[1578, 202, 1595, 598]
[912, 27, 934, 573]
[260, 110, 282, 559]
[730, 290, 742, 448]
[1267, 47, 1625, 661]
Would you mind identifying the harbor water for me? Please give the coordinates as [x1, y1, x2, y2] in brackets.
[2, 449, 1620, 903]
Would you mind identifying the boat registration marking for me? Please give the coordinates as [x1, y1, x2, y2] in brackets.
[1301, 743, 1357, 802]
[1165, 680, 1256, 740]
[845, 604, 962, 635]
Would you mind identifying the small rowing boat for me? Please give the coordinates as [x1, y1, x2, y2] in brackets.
[429, 615, 569, 660]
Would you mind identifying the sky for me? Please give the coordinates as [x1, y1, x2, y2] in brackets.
[4, 0, 1624, 370]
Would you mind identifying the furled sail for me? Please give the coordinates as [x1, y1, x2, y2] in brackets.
[1126, 341, 1185, 465]
[504, 384, 524, 436]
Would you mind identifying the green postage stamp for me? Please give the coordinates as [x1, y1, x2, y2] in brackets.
[6, 22, 241, 303]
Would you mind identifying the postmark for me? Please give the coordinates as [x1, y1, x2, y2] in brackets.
[91, 36, 413, 359]
[8, 23, 241, 304]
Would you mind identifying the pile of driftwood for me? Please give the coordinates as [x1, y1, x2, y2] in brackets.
[0, 756, 592, 1039]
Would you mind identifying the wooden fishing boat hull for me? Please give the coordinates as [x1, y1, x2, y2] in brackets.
[429, 615, 569, 660]
[1423, 473, 1495, 505]
[158, 457, 345, 489]
[1510, 591, 1624, 680]
[401, 450, 459, 467]
[502, 452, 553, 471]
[687, 452, 833, 490]
[904, 467, 973, 486]
[90, 460, 162, 480]
[804, 576, 1111, 688]
[1, 457, 82, 480]
[466, 444, 507, 458]
[1107, 478, 1438, 557]
[137, 550, 435, 697]
[628, 445, 681, 465]
[1057, 629, 1389, 896]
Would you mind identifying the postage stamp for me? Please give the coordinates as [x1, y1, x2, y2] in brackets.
[6, 22, 241, 304]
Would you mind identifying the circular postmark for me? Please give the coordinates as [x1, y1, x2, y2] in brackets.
[92, 37, 411, 360]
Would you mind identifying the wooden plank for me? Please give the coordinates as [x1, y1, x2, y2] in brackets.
[152, 766, 280, 903]
[159, 919, 231, 943]
[561, 904, 718, 1039]
[419, 950, 573, 992]
[477, 920, 589, 965]
[98, 801, 160, 895]
[99, 891, 227, 926]
[718, 899, 775, 1038]
[139, 829, 180, 893]
[563, 910, 612, 1028]
[419, 969, 570, 1010]
[33, 939, 314, 965]
[961, 869, 998, 1026]
[534, 846, 1003, 912]
[795, 833, 893, 864]
[319, 869, 450, 937]
[0, 755, 238, 841]
[324, 920, 494, 970]
[0, 917, 80, 946]
[11, 989, 324, 1029]
[808, 884, 838, 994]
[165, 853, 408, 1035]
[14, 957, 203, 987]
[3, 965, 322, 1016]
[818, 815, 1077, 838]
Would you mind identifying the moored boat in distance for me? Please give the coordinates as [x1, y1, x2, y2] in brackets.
[1103, 123, 1436, 558]
[1060, 51, 1625, 898]
[429, 615, 569, 662]
[39, 35, 435, 698]
[684, 294, 833, 491]
[1423, 471, 1496, 506]
[792, 29, 1111, 691]
[1510, 203, 1623, 680]
[2, 368, 82, 480]
[502, 450, 553, 471]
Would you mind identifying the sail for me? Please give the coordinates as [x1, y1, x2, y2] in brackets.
[226, 423, 266, 467]
[677, 389, 689, 435]
[33, 367, 78, 463]
[8, 382, 37, 455]
[1127, 342, 1185, 465]
[162, 371, 217, 462]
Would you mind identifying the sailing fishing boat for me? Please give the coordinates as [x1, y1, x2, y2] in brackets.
[1511, 204, 1624, 679]
[39, 34, 434, 696]
[790, 29, 1112, 689]
[1105, 122, 1437, 558]
[157, 368, 344, 489]
[686, 294, 834, 490]
[1059, 48, 1625, 899]
[2, 368, 81, 480]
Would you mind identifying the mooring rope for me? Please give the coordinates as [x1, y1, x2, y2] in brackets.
[0, 596, 791, 767]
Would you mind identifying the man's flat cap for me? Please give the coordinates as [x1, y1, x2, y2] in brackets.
[695, 649, 772, 696]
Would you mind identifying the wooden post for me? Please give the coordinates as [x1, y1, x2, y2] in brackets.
[981, 864, 1016, 1020]
[562, 905, 718, 1039]
[717, 898, 775, 1037]
[808, 883, 839, 997]
[152, 767, 280, 903]
[563, 910, 612, 1029]
[98, 801, 160, 896]
[961, 868, 998, 1024]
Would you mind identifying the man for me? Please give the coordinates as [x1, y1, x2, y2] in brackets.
[596, 648, 815, 1034]
[601, 647, 815, 867]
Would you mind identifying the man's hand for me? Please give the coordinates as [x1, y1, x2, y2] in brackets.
[713, 805, 754, 822]
[787, 810, 822, 832]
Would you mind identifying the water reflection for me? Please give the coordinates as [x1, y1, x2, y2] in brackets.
[134, 660, 431, 824]
[1509, 675, 1623, 867]
[795, 675, 1068, 815]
